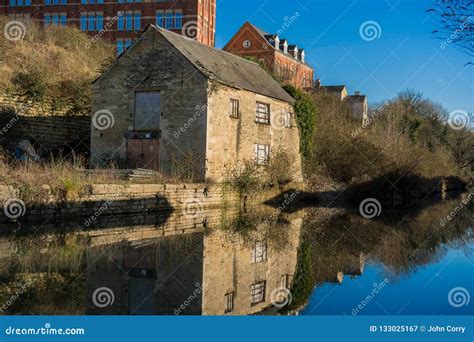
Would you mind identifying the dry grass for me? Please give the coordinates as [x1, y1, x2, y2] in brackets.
[310, 91, 466, 187]
[0, 16, 114, 113]
[0, 157, 123, 203]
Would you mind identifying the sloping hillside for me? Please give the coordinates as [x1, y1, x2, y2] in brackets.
[0, 16, 114, 115]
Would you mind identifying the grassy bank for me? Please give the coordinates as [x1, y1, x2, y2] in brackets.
[304, 90, 472, 203]
[0, 16, 114, 114]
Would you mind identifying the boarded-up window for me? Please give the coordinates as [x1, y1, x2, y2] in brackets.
[134, 91, 161, 131]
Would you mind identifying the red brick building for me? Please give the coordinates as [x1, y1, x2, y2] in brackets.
[224, 21, 314, 90]
[1, 0, 216, 53]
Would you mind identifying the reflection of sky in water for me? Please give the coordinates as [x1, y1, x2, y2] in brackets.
[302, 235, 474, 315]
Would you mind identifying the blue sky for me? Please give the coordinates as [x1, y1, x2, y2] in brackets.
[215, 0, 473, 113]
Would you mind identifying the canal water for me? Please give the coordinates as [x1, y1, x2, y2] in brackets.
[0, 196, 472, 315]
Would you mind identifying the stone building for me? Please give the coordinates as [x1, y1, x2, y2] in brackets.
[315, 81, 368, 122]
[90, 25, 303, 183]
[223, 22, 314, 90]
[85, 208, 303, 315]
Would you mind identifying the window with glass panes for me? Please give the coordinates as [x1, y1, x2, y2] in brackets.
[230, 99, 239, 118]
[251, 241, 267, 263]
[255, 102, 270, 124]
[225, 292, 234, 313]
[254, 144, 270, 165]
[250, 281, 266, 305]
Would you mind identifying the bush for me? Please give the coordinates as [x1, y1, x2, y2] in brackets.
[265, 148, 295, 187]
[309, 90, 467, 187]
[225, 159, 263, 195]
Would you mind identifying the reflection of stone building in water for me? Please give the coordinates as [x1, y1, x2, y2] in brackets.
[86, 211, 302, 315]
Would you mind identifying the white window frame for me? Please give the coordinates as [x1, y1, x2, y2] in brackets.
[250, 281, 266, 305]
[255, 102, 270, 124]
[230, 98, 239, 119]
[225, 292, 234, 313]
[254, 144, 270, 166]
[251, 240, 267, 263]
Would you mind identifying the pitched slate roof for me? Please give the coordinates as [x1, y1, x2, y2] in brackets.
[345, 95, 367, 103]
[321, 85, 346, 93]
[152, 26, 294, 103]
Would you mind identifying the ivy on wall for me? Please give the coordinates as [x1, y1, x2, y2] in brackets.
[283, 85, 317, 160]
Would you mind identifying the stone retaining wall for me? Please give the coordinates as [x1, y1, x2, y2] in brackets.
[0, 93, 85, 117]
[0, 183, 303, 224]
[0, 114, 90, 156]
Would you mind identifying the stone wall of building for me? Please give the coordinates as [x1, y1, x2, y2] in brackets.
[207, 85, 303, 182]
[202, 211, 302, 315]
[81, 207, 303, 315]
[90, 30, 209, 178]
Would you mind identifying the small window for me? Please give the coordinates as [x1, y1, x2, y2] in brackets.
[280, 274, 289, 289]
[256, 102, 270, 124]
[230, 99, 239, 119]
[284, 112, 292, 128]
[250, 281, 266, 305]
[251, 241, 267, 263]
[225, 292, 234, 313]
[254, 144, 270, 166]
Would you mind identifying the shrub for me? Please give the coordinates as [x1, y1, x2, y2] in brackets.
[225, 159, 263, 195]
[265, 148, 295, 187]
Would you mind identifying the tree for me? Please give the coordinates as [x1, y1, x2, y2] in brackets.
[427, 0, 474, 63]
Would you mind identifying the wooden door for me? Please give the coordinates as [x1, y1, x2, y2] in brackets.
[126, 139, 160, 170]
